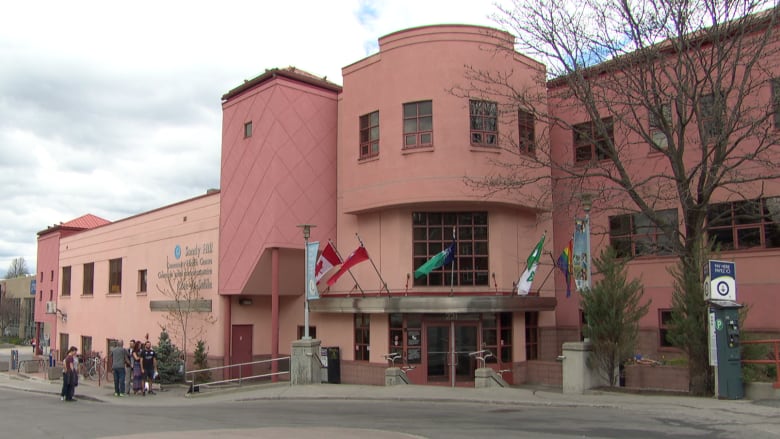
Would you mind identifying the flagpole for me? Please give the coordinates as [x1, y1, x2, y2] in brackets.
[297, 224, 315, 340]
[533, 252, 557, 295]
[449, 226, 455, 296]
[356, 233, 390, 296]
[329, 239, 365, 297]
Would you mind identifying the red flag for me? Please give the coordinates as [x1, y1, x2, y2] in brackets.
[315, 242, 342, 284]
[326, 246, 369, 286]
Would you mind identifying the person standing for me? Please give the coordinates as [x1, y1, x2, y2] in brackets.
[60, 346, 78, 402]
[141, 341, 158, 395]
[110, 340, 127, 397]
[131, 341, 143, 395]
[125, 339, 135, 393]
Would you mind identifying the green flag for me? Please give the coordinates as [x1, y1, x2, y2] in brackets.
[517, 234, 545, 295]
[414, 241, 456, 279]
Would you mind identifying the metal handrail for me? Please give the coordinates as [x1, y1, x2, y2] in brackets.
[741, 339, 780, 389]
[185, 356, 291, 392]
[469, 349, 493, 368]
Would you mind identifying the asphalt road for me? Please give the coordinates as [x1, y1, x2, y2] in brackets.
[1, 387, 775, 439]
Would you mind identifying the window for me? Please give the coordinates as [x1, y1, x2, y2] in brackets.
[49, 290, 53, 301]
[50, 270, 54, 282]
[470, 100, 497, 146]
[482, 312, 513, 363]
[61, 266, 71, 297]
[412, 212, 489, 287]
[659, 309, 674, 348]
[81, 336, 93, 358]
[83, 263, 94, 296]
[359, 111, 379, 159]
[354, 313, 370, 361]
[243, 121, 252, 138]
[518, 109, 535, 154]
[109, 258, 122, 294]
[699, 92, 723, 143]
[524, 312, 539, 360]
[707, 197, 780, 250]
[772, 78, 780, 129]
[138, 269, 147, 293]
[389, 314, 421, 366]
[649, 102, 671, 149]
[403, 100, 433, 148]
[573, 118, 613, 162]
[609, 209, 678, 257]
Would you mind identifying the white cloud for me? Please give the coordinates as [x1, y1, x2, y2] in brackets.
[0, 0, 504, 275]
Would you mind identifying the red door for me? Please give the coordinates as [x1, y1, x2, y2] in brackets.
[230, 325, 252, 379]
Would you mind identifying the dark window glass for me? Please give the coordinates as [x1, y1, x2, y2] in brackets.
[109, 258, 122, 294]
[518, 109, 535, 154]
[61, 266, 71, 297]
[707, 197, 780, 250]
[470, 100, 498, 147]
[573, 117, 613, 163]
[83, 263, 94, 296]
[609, 209, 678, 257]
[359, 111, 380, 159]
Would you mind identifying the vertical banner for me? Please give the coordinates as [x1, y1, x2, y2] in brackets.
[306, 241, 320, 300]
[573, 217, 591, 291]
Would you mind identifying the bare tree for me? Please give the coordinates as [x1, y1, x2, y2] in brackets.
[5, 257, 30, 279]
[0, 292, 20, 337]
[156, 259, 216, 377]
[456, 1, 780, 395]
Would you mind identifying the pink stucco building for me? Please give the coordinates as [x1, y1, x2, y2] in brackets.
[35, 21, 780, 388]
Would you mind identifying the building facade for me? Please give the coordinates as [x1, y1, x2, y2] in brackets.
[35, 20, 780, 387]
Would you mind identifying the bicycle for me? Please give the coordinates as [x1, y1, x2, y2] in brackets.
[82, 352, 109, 381]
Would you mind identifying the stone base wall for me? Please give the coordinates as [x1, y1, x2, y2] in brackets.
[624, 364, 689, 392]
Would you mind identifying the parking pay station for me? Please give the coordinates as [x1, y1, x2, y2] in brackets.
[705, 260, 743, 400]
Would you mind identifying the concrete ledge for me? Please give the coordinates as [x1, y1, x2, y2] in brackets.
[745, 382, 780, 400]
[0, 361, 8, 372]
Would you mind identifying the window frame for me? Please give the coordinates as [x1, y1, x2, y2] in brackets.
[469, 99, 498, 147]
[706, 197, 780, 250]
[649, 102, 672, 150]
[772, 78, 780, 129]
[699, 92, 723, 143]
[659, 309, 674, 348]
[138, 269, 148, 294]
[244, 121, 253, 138]
[402, 100, 433, 149]
[354, 313, 370, 362]
[412, 212, 489, 287]
[108, 258, 122, 295]
[61, 266, 71, 297]
[609, 209, 678, 258]
[573, 117, 613, 163]
[359, 110, 380, 160]
[518, 108, 535, 154]
[83, 263, 94, 296]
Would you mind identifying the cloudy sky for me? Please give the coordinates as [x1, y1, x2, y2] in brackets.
[0, 0, 508, 275]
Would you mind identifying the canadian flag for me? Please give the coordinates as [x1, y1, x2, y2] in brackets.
[315, 241, 342, 284]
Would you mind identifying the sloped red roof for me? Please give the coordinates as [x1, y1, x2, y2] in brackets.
[61, 214, 111, 229]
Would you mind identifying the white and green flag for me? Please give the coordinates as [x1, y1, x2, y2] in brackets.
[517, 234, 545, 295]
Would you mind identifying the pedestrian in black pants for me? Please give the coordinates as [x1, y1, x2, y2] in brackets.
[60, 346, 78, 401]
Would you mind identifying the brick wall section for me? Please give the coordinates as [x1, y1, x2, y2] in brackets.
[340, 360, 386, 385]
[624, 365, 689, 392]
[515, 360, 562, 386]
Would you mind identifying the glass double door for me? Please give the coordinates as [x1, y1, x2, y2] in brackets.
[425, 321, 478, 386]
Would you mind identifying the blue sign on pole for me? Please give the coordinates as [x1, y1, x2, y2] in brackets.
[306, 241, 320, 300]
[708, 260, 736, 301]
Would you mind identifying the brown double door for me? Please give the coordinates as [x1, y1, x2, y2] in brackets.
[424, 320, 478, 387]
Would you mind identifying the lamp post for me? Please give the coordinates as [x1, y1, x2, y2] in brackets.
[297, 224, 316, 340]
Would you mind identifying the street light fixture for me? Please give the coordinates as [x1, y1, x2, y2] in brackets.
[297, 224, 316, 340]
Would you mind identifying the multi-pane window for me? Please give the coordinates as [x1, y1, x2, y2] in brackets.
[138, 269, 148, 293]
[699, 92, 722, 143]
[109, 258, 122, 294]
[469, 100, 497, 146]
[389, 314, 422, 366]
[354, 313, 370, 361]
[659, 309, 674, 348]
[359, 111, 379, 159]
[403, 100, 433, 148]
[573, 118, 613, 162]
[649, 102, 671, 149]
[61, 266, 71, 297]
[518, 109, 535, 154]
[83, 263, 94, 296]
[412, 212, 489, 287]
[483, 312, 513, 364]
[707, 197, 780, 250]
[525, 312, 539, 360]
[772, 78, 780, 129]
[609, 209, 678, 257]
[244, 121, 252, 138]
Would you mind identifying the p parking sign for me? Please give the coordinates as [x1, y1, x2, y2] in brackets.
[706, 260, 736, 301]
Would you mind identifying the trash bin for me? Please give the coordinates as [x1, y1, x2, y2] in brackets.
[325, 347, 340, 384]
[10, 350, 18, 370]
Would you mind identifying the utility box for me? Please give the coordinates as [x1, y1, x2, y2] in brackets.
[322, 347, 341, 384]
[710, 300, 744, 400]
